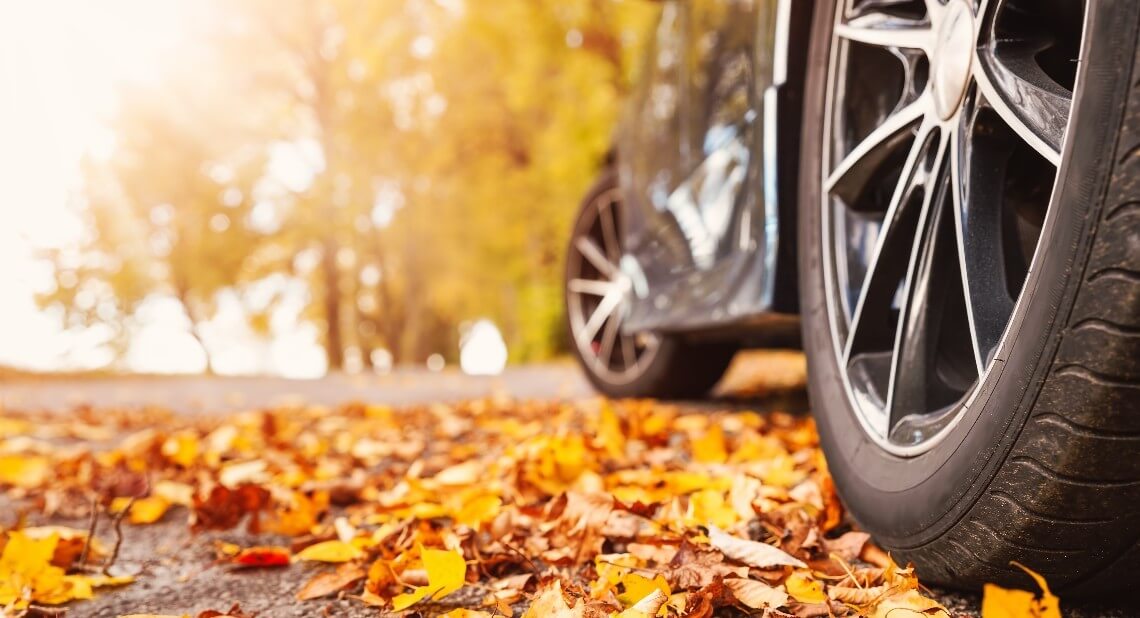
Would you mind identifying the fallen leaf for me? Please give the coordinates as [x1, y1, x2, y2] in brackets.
[692, 424, 727, 464]
[724, 577, 789, 610]
[707, 525, 807, 569]
[297, 562, 366, 600]
[618, 573, 670, 608]
[871, 589, 950, 618]
[391, 546, 466, 610]
[617, 588, 668, 617]
[0, 454, 50, 488]
[980, 562, 1059, 618]
[295, 540, 363, 563]
[522, 581, 584, 618]
[230, 546, 291, 568]
[785, 571, 827, 604]
[111, 495, 171, 525]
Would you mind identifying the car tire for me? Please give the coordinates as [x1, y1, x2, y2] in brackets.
[799, 0, 1140, 593]
[565, 170, 737, 400]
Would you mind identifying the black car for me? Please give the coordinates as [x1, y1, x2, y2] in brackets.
[563, 0, 1139, 593]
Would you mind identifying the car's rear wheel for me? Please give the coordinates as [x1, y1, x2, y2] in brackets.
[565, 171, 736, 399]
[800, 0, 1140, 592]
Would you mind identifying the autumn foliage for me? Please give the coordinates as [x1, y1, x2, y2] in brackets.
[0, 399, 1059, 616]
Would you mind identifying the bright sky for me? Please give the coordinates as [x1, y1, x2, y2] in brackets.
[0, 0, 331, 375]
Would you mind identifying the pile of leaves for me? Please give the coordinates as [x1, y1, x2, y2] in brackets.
[0, 398, 1032, 616]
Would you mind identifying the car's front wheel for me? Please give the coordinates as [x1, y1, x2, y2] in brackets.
[565, 171, 736, 399]
[799, 0, 1140, 593]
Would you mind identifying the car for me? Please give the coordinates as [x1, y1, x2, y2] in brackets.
[563, 0, 1139, 594]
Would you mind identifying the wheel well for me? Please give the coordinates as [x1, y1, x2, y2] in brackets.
[769, 0, 816, 315]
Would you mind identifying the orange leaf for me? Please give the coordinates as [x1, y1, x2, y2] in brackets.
[230, 546, 291, 568]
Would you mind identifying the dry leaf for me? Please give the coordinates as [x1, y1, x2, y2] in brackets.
[785, 571, 827, 604]
[707, 525, 807, 569]
[871, 589, 950, 618]
[295, 540, 363, 563]
[391, 546, 467, 610]
[980, 562, 1060, 618]
[617, 588, 668, 617]
[296, 562, 366, 600]
[230, 546, 291, 568]
[522, 581, 584, 618]
[724, 577, 789, 610]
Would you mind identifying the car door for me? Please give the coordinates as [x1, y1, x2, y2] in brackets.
[620, 0, 771, 332]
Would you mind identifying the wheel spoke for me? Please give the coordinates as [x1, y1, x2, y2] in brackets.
[597, 314, 620, 371]
[843, 120, 936, 363]
[835, 11, 934, 52]
[949, 100, 1016, 371]
[620, 334, 637, 371]
[973, 43, 1070, 166]
[577, 292, 622, 347]
[598, 196, 622, 264]
[826, 97, 928, 201]
[568, 278, 613, 297]
[886, 140, 952, 427]
[574, 236, 618, 280]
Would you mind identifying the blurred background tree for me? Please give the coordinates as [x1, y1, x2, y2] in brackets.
[34, 0, 657, 373]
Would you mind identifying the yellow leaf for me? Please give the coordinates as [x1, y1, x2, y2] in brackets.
[688, 489, 738, 529]
[455, 494, 502, 527]
[111, 496, 171, 525]
[440, 611, 494, 618]
[523, 581, 584, 618]
[0, 531, 73, 607]
[785, 571, 828, 604]
[595, 402, 625, 460]
[161, 431, 199, 467]
[692, 424, 727, 464]
[391, 546, 466, 610]
[0, 454, 51, 488]
[616, 588, 668, 618]
[980, 562, 1060, 618]
[295, 540, 364, 563]
[617, 573, 670, 609]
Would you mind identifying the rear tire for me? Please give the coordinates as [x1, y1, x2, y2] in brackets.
[565, 171, 736, 400]
[799, 0, 1140, 593]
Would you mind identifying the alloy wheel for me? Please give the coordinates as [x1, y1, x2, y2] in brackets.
[821, 0, 1087, 453]
[566, 188, 659, 384]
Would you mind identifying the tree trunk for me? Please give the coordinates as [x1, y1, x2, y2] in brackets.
[322, 239, 344, 371]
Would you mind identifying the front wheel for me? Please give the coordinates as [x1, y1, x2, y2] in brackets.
[799, 0, 1140, 593]
[564, 171, 736, 399]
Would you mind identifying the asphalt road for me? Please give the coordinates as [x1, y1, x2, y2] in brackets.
[0, 353, 1128, 616]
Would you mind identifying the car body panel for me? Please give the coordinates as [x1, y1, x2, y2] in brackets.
[616, 0, 810, 337]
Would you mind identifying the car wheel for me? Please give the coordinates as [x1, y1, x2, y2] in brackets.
[565, 170, 736, 399]
[799, 0, 1140, 592]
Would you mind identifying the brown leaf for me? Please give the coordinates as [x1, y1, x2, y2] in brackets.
[296, 562, 366, 600]
[707, 525, 807, 569]
[724, 577, 789, 610]
[191, 484, 270, 533]
[821, 532, 871, 562]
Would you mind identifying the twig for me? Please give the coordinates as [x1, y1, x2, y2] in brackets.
[77, 494, 99, 570]
[499, 539, 541, 578]
[102, 496, 134, 575]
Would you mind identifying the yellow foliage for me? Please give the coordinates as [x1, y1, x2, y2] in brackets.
[391, 546, 467, 610]
[295, 540, 364, 563]
[981, 562, 1061, 618]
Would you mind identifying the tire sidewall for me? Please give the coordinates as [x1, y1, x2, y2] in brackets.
[798, 0, 1136, 547]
